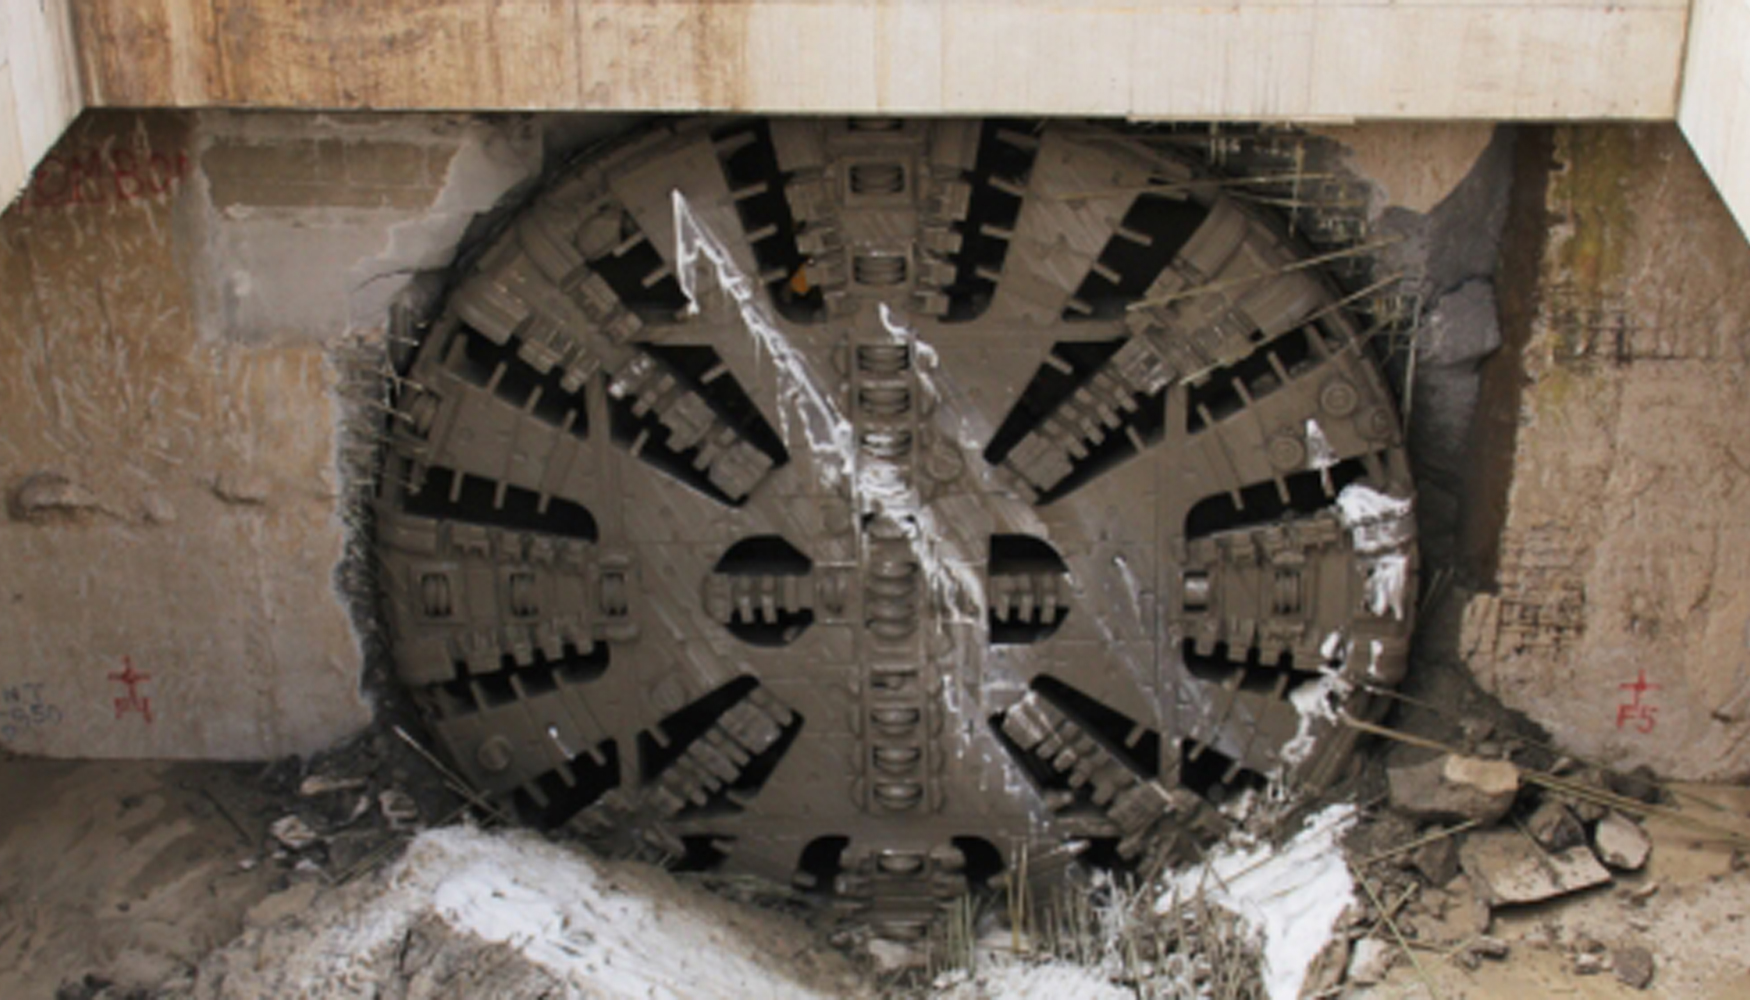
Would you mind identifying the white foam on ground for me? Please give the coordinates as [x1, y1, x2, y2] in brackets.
[933, 961, 1133, 1000]
[1158, 805, 1357, 1000]
[316, 825, 840, 1000]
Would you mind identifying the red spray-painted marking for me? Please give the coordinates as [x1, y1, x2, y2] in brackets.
[108, 656, 154, 724]
[1616, 668, 1658, 734]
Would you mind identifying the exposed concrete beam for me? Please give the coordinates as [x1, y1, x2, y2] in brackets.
[69, 1, 1686, 120]
[0, 0, 81, 208]
[13, 1, 1750, 242]
[1679, 0, 1750, 240]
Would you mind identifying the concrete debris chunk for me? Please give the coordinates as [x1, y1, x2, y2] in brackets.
[1604, 766, 1663, 805]
[1622, 880, 1661, 906]
[1526, 799, 1586, 851]
[1614, 944, 1656, 989]
[1453, 935, 1510, 971]
[1388, 753, 1520, 824]
[270, 815, 322, 851]
[379, 789, 420, 828]
[1560, 770, 1613, 823]
[1346, 937, 1395, 985]
[1299, 933, 1349, 998]
[1594, 812, 1652, 871]
[298, 774, 368, 797]
[1459, 829, 1612, 905]
[1403, 876, 1490, 945]
[1411, 833, 1462, 886]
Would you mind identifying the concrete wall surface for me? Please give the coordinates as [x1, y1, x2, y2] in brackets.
[0, 111, 542, 759]
[1462, 126, 1750, 780]
[0, 0, 81, 214]
[69, 0, 1687, 122]
[19, 1, 1750, 245]
[1679, 0, 1750, 240]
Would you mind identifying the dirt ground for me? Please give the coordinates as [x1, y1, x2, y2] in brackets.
[1361, 784, 1750, 999]
[3, 757, 1750, 999]
[0, 760, 283, 997]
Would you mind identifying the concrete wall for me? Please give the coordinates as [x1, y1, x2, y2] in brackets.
[0, 0, 81, 210]
[70, 0, 1686, 121]
[1679, 0, 1750, 239]
[1461, 126, 1750, 780]
[0, 111, 542, 759]
[18, 1, 1750, 243]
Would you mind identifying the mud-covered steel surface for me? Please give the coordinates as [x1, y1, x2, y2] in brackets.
[375, 119, 1417, 936]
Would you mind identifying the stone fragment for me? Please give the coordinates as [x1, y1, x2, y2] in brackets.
[1614, 944, 1655, 989]
[1594, 812, 1652, 871]
[1575, 952, 1607, 975]
[1347, 937, 1395, 985]
[1561, 770, 1612, 823]
[1403, 876, 1490, 945]
[1604, 766, 1663, 805]
[380, 789, 420, 827]
[299, 774, 367, 796]
[1470, 936, 1510, 960]
[1459, 829, 1612, 905]
[1567, 796, 1609, 824]
[1526, 799, 1585, 851]
[1388, 753, 1520, 824]
[1622, 880, 1661, 906]
[1300, 933, 1349, 998]
[1411, 834, 1461, 886]
[866, 938, 915, 972]
[269, 815, 321, 851]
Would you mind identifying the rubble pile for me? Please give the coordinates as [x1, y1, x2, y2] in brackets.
[1311, 733, 1686, 995]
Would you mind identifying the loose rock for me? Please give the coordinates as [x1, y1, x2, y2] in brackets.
[1594, 812, 1652, 871]
[1410, 834, 1461, 886]
[298, 775, 367, 797]
[1300, 933, 1349, 997]
[1526, 799, 1585, 851]
[1347, 937, 1395, 985]
[1604, 766, 1664, 805]
[269, 815, 321, 851]
[1613, 944, 1655, 989]
[380, 790, 420, 828]
[1402, 876, 1490, 945]
[1388, 753, 1520, 824]
[1460, 829, 1612, 905]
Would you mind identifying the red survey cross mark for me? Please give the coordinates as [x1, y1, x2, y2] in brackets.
[108, 656, 154, 723]
[1615, 668, 1659, 734]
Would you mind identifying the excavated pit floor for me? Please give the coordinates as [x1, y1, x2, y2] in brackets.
[5, 757, 1750, 998]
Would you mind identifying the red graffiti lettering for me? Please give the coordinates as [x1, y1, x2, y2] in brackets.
[18, 143, 190, 212]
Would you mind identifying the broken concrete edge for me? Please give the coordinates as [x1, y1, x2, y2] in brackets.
[316, 116, 625, 753]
